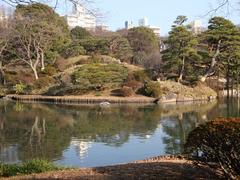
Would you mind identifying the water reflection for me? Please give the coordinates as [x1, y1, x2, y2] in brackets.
[0, 99, 236, 167]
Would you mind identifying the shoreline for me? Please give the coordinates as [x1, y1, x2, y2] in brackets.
[5, 94, 216, 104]
[6, 94, 157, 104]
[3, 155, 221, 180]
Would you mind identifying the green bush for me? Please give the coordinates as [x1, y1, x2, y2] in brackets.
[46, 84, 89, 96]
[61, 44, 86, 58]
[133, 70, 151, 82]
[32, 76, 55, 90]
[95, 91, 102, 96]
[0, 87, 6, 97]
[14, 82, 27, 95]
[0, 159, 61, 177]
[142, 81, 162, 98]
[78, 38, 109, 55]
[72, 63, 128, 92]
[42, 65, 58, 76]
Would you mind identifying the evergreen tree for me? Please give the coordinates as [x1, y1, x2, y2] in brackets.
[162, 16, 201, 82]
[200, 17, 239, 82]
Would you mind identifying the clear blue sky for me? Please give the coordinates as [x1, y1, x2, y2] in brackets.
[92, 0, 240, 36]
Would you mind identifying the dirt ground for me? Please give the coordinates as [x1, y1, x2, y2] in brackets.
[4, 156, 223, 180]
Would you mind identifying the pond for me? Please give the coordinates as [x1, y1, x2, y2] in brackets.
[0, 98, 239, 167]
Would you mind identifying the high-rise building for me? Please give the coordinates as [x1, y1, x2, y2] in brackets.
[191, 20, 203, 34]
[0, 6, 8, 21]
[0, 6, 12, 28]
[125, 20, 133, 29]
[124, 17, 161, 37]
[149, 26, 161, 37]
[138, 17, 149, 27]
[65, 4, 96, 30]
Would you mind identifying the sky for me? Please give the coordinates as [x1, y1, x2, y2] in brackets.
[1, 0, 240, 36]
[88, 0, 240, 36]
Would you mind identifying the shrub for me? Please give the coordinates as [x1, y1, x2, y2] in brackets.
[42, 65, 58, 76]
[32, 76, 55, 90]
[0, 87, 6, 97]
[61, 44, 86, 58]
[46, 84, 89, 96]
[90, 54, 101, 63]
[72, 63, 128, 91]
[133, 70, 151, 82]
[184, 118, 240, 179]
[14, 82, 27, 95]
[124, 80, 143, 92]
[79, 38, 109, 55]
[120, 86, 134, 97]
[0, 159, 61, 177]
[95, 92, 102, 96]
[142, 81, 162, 98]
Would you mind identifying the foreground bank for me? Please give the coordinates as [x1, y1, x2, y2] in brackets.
[4, 156, 222, 180]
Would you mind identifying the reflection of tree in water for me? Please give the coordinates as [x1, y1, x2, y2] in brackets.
[0, 99, 229, 164]
[64, 105, 162, 147]
[161, 102, 218, 155]
[0, 101, 73, 163]
[0, 101, 161, 163]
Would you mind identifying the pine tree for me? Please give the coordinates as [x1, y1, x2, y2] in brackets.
[162, 16, 201, 83]
[200, 17, 239, 82]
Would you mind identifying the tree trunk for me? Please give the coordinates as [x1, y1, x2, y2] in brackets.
[178, 56, 185, 83]
[0, 61, 5, 85]
[200, 40, 221, 82]
[227, 61, 230, 99]
[237, 67, 239, 98]
[40, 48, 45, 71]
[231, 73, 234, 97]
[30, 63, 39, 80]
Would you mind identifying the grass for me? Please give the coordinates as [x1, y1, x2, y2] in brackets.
[0, 159, 63, 177]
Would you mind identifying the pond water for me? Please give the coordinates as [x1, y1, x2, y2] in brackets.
[0, 98, 239, 167]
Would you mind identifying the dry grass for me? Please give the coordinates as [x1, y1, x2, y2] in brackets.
[159, 81, 217, 99]
[4, 156, 221, 180]
[7, 94, 156, 104]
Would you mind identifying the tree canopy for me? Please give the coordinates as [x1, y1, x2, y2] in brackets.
[162, 16, 200, 82]
[127, 27, 160, 66]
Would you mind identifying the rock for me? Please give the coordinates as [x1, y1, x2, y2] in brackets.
[100, 102, 110, 107]
[157, 93, 177, 104]
[116, 59, 122, 64]
[208, 96, 215, 101]
[177, 95, 194, 102]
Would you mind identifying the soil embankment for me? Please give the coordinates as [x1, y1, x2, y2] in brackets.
[4, 156, 222, 180]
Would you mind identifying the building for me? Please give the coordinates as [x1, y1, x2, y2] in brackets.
[191, 20, 204, 34]
[124, 17, 161, 37]
[138, 17, 149, 27]
[0, 6, 9, 21]
[65, 4, 96, 30]
[149, 26, 161, 37]
[0, 6, 11, 28]
[125, 20, 133, 29]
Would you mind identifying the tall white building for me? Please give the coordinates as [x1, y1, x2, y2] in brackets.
[139, 17, 149, 27]
[124, 17, 161, 37]
[0, 6, 8, 21]
[66, 4, 96, 30]
[191, 20, 203, 34]
[149, 26, 161, 37]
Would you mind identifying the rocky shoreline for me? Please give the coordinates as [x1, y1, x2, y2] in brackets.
[5, 94, 217, 104]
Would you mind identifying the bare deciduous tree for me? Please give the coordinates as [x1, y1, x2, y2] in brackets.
[9, 18, 56, 80]
[0, 7, 12, 85]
